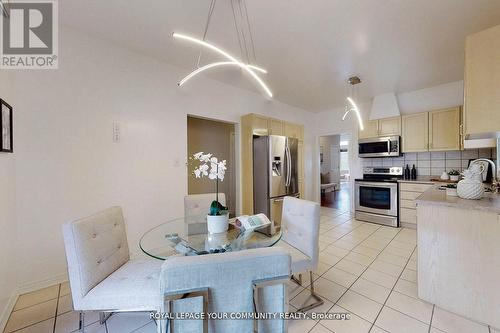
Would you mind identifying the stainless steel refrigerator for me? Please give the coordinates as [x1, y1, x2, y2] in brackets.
[253, 135, 300, 226]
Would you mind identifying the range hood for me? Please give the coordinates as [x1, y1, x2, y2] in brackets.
[370, 93, 400, 120]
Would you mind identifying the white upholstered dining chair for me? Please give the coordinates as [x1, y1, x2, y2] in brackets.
[184, 193, 226, 217]
[278, 196, 322, 312]
[62, 206, 162, 333]
[158, 248, 291, 333]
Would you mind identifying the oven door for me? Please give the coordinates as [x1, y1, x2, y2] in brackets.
[355, 181, 398, 216]
[358, 136, 400, 157]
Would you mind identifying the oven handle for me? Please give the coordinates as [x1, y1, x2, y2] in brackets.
[356, 181, 398, 189]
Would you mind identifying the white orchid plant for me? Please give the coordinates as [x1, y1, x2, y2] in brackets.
[190, 152, 228, 216]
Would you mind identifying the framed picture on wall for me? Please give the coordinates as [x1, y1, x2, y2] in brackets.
[0, 99, 13, 153]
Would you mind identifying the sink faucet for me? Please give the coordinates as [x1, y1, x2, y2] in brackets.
[470, 158, 499, 193]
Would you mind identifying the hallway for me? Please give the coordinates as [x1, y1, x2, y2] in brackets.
[321, 182, 350, 212]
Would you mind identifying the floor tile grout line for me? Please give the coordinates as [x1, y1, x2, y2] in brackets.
[301, 216, 381, 332]
[290, 216, 380, 322]
[315, 222, 392, 325]
[4, 298, 61, 333]
[52, 283, 61, 333]
[327, 227, 405, 327]
[368, 245, 417, 332]
[428, 304, 435, 333]
[9, 295, 60, 314]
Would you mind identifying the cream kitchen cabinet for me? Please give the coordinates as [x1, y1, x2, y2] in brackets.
[284, 122, 303, 140]
[378, 116, 402, 136]
[429, 107, 461, 151]
[269, 119, 284, 135]
[399, 182, 434, 228]
[402, 112, 429, 152]
[464, 24, 500, 136]
[358, 120, 379, 139]
[358, 117, 401, 139]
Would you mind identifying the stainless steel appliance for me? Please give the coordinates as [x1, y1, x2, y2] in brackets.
[355, 167, 403, 227]
[253, 135, 300, 226]
[358, 136, 401, 158]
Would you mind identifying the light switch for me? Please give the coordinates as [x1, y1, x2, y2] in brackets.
[113, 121, 120, 143]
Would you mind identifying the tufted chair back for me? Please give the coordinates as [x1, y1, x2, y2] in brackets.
[63, 206, 130, 308]
[184, 193, 226, 217]
[281, 196, 320, 270]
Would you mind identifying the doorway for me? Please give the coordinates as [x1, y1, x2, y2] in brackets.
[319, 134, 350, 211]
[187, 116, 236, 216]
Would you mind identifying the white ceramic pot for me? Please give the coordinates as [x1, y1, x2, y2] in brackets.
[457, 179, 484, 200]
[207, 214, 229, 234]
[450, 175, 460, 181]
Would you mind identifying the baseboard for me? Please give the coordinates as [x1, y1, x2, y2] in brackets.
[16, 272, 68, 295]
[400, 222, 417, 229]
[0, 291, 19, 333]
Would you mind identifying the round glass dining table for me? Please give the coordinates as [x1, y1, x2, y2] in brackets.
[139, 215, 282, 260]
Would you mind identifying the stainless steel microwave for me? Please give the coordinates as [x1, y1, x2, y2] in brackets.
[358, 136, 401, 158]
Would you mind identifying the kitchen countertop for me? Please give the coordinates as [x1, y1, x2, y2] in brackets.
[416, 186, 500, 214]
[397, 176, 440, 184]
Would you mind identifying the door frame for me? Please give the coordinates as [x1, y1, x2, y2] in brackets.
[316, 131, 354, 212]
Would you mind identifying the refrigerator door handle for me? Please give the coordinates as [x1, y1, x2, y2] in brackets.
[285, 145, 292, 187]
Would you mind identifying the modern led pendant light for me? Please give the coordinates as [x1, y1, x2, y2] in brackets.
[342, 76, 364, 130]
[173, 0, 272, 98]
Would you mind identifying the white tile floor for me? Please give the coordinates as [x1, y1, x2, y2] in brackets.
[3, 206, 497, 333]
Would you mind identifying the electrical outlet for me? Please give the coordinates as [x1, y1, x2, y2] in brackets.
[112, 121, 120, 143]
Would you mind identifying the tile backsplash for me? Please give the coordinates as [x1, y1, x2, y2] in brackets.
[362, 148, 496, 176]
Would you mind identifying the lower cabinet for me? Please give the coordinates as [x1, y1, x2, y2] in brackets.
[399, 182, 434, 227]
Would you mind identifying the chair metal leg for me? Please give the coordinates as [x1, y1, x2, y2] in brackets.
[79, 311, 85, 333]
[164, 288, 209, 333]
[291, 273, 302, 286]
[297, 271, 324, 313]
[99, 312, 112, 325]
[253, 276, 289, 333]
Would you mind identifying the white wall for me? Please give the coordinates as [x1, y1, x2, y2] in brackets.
[10, 26, 317, 287]
[0, 72, 17, 325]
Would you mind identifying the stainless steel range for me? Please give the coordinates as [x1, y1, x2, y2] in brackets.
[354, 167, 403, 227]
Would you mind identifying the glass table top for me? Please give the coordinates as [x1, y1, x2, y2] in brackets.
[139, 215, 282, 260]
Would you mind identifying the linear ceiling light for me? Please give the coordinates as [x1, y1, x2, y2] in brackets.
[342, 76, 364, 130]
[173, 33, 272, 97]
[178, 61, 267, 87]
[344, 97, 364, 131]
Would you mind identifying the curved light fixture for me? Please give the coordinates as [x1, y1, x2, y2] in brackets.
[178, 61, 267, 87]
[173, 32, 273, 97]
[343, 97, 364, 131]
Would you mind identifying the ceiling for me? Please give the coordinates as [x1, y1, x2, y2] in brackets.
[60, 0, 500, 112]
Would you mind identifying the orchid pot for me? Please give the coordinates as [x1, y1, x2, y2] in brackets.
[190, 152, 230, 233]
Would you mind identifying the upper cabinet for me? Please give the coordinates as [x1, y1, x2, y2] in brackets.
[359, 117, 401, 139]
[269, 119, 284, 136]
[402, 112, 429, 153]
[379, 117, 402, 137]
[429, 107, 461, 151]
[359, 120, 379, 139]
[284, 122, 303, 140]
[464, 24, 500, 135]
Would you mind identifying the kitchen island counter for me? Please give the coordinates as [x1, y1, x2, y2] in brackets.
[416, 186, 500, 214]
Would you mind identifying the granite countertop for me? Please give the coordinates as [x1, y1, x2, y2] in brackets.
[416, 186, 500, 214]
